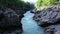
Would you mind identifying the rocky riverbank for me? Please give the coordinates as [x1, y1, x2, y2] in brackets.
[33, 6, 60, 34]
[0, 8, 26, 34]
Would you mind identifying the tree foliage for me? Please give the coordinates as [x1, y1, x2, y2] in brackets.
[0, 0, 35, 10]
[36, 0, 60, 8]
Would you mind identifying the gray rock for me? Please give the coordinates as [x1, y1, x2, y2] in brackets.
[33, 7, 60, 27]
[44, 25, 60, 34]
[33, 6, 60, 34]
[0, 8, 23, 34]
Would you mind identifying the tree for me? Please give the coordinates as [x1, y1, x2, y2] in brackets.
[0, 0, 35, 11]
[36, 0, 42, 8]
[36, 0, 60, 8]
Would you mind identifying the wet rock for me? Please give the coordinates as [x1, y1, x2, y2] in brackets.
[33, 6, 60, 27]
[0, 8, 23, 34]
[30, 8, 37, 13]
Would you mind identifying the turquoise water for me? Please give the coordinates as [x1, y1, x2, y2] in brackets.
[21, 11, 45, 34]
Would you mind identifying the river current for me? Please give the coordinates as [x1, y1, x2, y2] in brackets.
[21, 11, 45, 34]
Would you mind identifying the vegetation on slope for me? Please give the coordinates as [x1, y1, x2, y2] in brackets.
[36, 0, 60, 8]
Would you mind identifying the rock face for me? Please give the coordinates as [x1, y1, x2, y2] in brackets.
[33, 6, 60, 34]
[0, 8, 23, 34]
[44, 25, 60, 34]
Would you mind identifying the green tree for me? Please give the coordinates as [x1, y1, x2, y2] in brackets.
[0, 0, 35, 11]
[36, 0, 60, 8]
[36, 0, 42, 8]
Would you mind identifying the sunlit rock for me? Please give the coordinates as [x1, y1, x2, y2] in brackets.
[33, 6, 60, 27]
[33, 6, 60, 34]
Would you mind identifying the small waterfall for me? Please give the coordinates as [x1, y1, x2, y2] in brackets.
[21, 11, 45, 34]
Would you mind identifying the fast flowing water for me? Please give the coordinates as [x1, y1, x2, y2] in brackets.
[21, 11, 45, 34]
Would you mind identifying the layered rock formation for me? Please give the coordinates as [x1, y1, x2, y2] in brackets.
[33, 6, 60, 34]
[0, 8, 24, 34]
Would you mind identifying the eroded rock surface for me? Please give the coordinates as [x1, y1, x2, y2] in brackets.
[33, 6, 60, 34]
[33, 7, 60, 27]
[44, 25, 60, 34]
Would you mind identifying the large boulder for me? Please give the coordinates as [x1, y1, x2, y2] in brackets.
[33, 6, 60, 27]
[0, 8, 23, 34]
[33, 6, 60, 34]
[44, 25, 60, 34]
